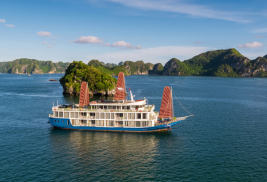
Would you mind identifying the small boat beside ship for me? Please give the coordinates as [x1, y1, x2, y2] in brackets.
[48, 72, 192, 132]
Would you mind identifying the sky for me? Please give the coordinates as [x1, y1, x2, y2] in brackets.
[0, 0, 267, 64]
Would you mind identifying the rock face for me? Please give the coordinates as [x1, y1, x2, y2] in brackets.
[148, 63, 164, 75]
[162, 58, 182, 75]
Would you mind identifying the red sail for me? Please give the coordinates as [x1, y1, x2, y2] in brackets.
[158, 86, 173, 118]
[79, 81, 89, 107]
[114, 72, 125, 100]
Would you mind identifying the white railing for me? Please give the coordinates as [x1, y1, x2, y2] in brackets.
[52, 105, 155, 113]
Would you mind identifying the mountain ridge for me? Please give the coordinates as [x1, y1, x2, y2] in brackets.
[0, 58, 70, 74]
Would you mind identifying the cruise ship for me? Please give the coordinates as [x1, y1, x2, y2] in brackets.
[48, 72, 191, 132]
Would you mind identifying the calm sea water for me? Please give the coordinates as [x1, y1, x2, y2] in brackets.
[0, 74, 267, 181]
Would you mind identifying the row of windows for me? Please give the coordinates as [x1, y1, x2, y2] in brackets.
[54, 119, 70, 125]
[71, 120, 152, 127]
[54, 112, 148, 120]
[92, 105, 145, 110]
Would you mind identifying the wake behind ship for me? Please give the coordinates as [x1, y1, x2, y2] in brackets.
[48, 72, 192, 132]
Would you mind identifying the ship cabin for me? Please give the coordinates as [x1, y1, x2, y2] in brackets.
[50, 98, 158, 128]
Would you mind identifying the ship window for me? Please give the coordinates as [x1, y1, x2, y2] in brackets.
[100, 105, 103, 109]
[147, 121, 152, 127]
[91, 120, 95, 125]
[130, 121, 135, 127]
[75, 112, 78, 118]
[116, 121, 123, 127]
[59, 112, 63, 118]
[127, 106, 130, 110]
[62, 120, 64, 123]
[107, 121, 114, 126]
[67, 120, 69, 125]
[104, 106, 107, 109]
[111, 113, 114, 119]
[54, 111, 58, 117]
[113, 106, 116, 109]
[64, 112, 69, 118]
[117, 106, 120, 110]
[57, 120, 59, 122]
[142, 121, 146, 127]
[70, 112, 74, 118]
[136, 121, 141, 127]
[54, 120, 56, 122]
[137, 113, 141, 119]
[106, 113, 110, 119]
[122, 106, 126, 110]
[118, 113, 123, 117]
[128, 113, 131, 119]
[100, 113, 105, 119]
[96, 120, 104, 126]
[125, 121, 129, 127]
[108, 106, 112, 109]
[143, 113, 146, 119]
[131, 113, 135, 119]
[123, 113, 127, 119]
[80, 112, 86, 116]
[90, 113, 95, 116]
[96, 113, 99, 119]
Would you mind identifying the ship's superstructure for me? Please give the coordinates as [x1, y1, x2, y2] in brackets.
[48, 72, 191, 132]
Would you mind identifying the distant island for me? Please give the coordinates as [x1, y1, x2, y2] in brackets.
[1, 48, 266, 77]
[88, 48, 267, 77]
[0, 58, 70, 74]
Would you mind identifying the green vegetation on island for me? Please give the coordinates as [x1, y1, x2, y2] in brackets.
[88, 59, 154, 76]
[161, 48, 267, 77]
[59, 61, 117, 96]
[0, 58, 69, 74]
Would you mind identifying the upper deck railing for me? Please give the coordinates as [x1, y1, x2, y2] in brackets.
[52, 105, 155, 113]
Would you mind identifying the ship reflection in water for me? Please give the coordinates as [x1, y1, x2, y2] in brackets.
[48, 129, 175, 180]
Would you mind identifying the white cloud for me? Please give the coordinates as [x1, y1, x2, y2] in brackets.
[88, 46, 211, 64]
[103, 0, 249, 23]
[43, 41, 48, 44]
[37, 31, 52, 37]
[0, 19, 5, 23]
[110, 41, 142, 49]
[5, 24, 14, 27]
[252, 28, 267, 33]
[73, 36, 103, 43]
[238, 42, 264, 48]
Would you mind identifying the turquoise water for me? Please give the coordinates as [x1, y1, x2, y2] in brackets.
[1, 74, 267, 181]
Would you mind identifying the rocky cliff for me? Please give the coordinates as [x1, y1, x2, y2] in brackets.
[148, 63, 164, 75]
